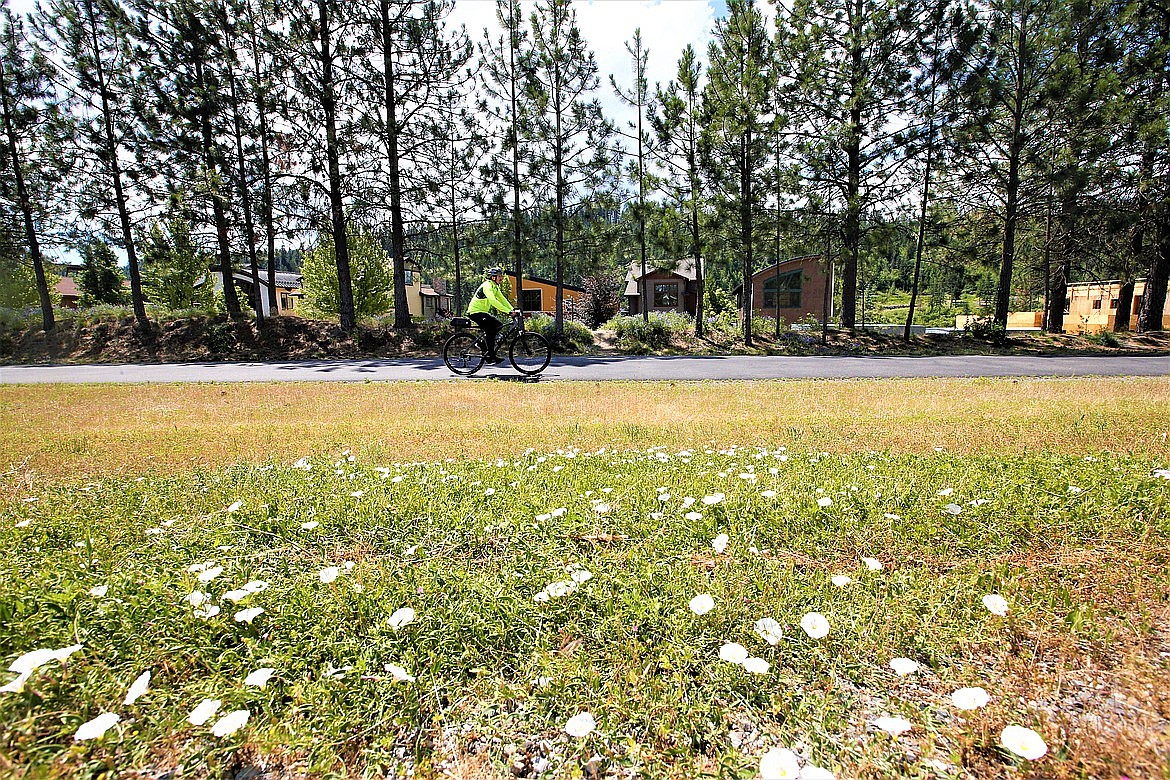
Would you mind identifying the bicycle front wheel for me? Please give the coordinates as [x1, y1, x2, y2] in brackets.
[509, 331, 551, 375]
[443, 332, 485, 376]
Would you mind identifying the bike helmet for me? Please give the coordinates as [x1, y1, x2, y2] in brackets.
[485, 266, 503, 278]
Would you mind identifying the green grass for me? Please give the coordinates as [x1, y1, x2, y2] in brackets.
[2, 446, 1167, 778]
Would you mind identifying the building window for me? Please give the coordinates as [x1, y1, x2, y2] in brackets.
[1134, 295, 1142, 312]
[1110, 298, 1118, 309]
[1063, 298, 1071, 315]
[404, 269, 414, 286]
[763, 270, 803, 308]
[654, 282, 679, 308]
[521, 289, 542, 312]
[280, 293, 295, 311]
[1092, 299, 1102, 310]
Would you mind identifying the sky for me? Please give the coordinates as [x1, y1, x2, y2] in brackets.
[8, 0, 756, 131]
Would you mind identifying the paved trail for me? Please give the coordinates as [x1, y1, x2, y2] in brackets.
[2, 354, 1168, 384]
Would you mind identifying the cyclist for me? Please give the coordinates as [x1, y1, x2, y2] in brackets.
[467, 267, 519, 364]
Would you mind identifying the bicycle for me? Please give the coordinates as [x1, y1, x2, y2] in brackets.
[442, 311, 552, 376]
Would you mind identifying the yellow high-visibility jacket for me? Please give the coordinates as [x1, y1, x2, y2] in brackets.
[467, 279, 513, 316]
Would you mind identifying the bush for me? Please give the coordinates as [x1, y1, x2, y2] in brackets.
[410, 318, 453, 348]
[964, 317, 1007, 345]
[1086, 330, 1121, 348]
[528, 314, 593, 353]
[605, 312, 693, 352]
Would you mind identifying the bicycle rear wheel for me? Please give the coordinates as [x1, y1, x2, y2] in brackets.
[509, 331, 551, 375]
[443, 332, 485, 376]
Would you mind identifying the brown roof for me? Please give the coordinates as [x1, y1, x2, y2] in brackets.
[56, 276, 80, 299]
[623, 257, 699, 297]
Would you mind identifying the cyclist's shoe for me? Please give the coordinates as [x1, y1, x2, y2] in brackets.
[487, 354, 504, 364]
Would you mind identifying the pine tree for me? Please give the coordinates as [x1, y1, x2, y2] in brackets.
[611, 28, 654, 324]
[652, 44, 707, 337]
[38, 0, 149, 324]
[1119, 0, 1170, 332]
[1041, 0, 1122, 333]
[78, 238, 128, 305]
[781, 0, 921, 331]
[355, 0, 471, 329]
[951, 0, 1066, 328]
[132, 0, 245, 318]
[274, 0, 358, 330]
[0, 5, 60, 331]
[478, 0, 533, 314]
[526, 0, 615, 336]
[423, 89, 489, 315]
[701, 0, 774, 346]
[903, 0, 976, 340]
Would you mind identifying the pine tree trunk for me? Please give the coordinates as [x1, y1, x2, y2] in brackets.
[320, 0, 355, 332]
[229, 63, 263, 323]
[1115, 279, 1135, 332]
[381, 0, 409, 330]
[84, 0, 147, 325]
[248, 4, 278, 315]
[741, 129, 753, 346]
[195, 55, 241, 318]
[508, 9, 524, 316]
[0, 50, 53, 332]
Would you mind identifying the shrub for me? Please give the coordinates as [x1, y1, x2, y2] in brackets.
[410, 318, 453, 348]
[964, 317, 1007, 345]
[1086, 330, 1121, 348]
[605, 312, 692, 352]
[528, 314, 593, 353]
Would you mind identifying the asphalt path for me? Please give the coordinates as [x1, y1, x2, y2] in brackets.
[1, 354, 1168, 384]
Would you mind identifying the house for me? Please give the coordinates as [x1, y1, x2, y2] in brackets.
[734, 255, 833, 324]
[502, 272, 585, 315]
[220, 269, 303, 316]
[53, 263, 84, 308]
[623, 258, 699, 316]
[403, 259, 452, 320]
[1059, 278, 1170, 333]
[983, 278, 1170, 333]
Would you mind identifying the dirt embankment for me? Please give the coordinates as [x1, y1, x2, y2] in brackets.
[1, 314, 1168, 364]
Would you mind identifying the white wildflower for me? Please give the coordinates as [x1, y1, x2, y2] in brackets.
[244, 668, 274, 688]
[564, 712, 596, 738]
[688, 594, 715, 616]
[982, 594, 1009, 616]
[758, 747, 801, 780]
[234, 607, 264, 624]
[800, 612, 830, 639]
[951, 687, 990, 710]
[388, 607, 416, 630]
[719, 642, 749, 665]
[188, 698, 221, 726]
[872, 716, 912, 736]
[1000, 725, 1047, 760]
[753, 617, 783, 646]
[211, 709, 250, 737]
[889, 658, 919, 676]
[74, 712, 120, 741]
[123, 671, 150, 705]
[742, 657, 770, 675]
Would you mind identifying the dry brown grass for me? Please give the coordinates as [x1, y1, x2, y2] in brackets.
[1, 377, 1167, 484]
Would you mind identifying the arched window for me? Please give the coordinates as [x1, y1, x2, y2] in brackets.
[763, 269, 803, 308]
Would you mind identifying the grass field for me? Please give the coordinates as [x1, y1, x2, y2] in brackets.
[0, 378, 1167, 779]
